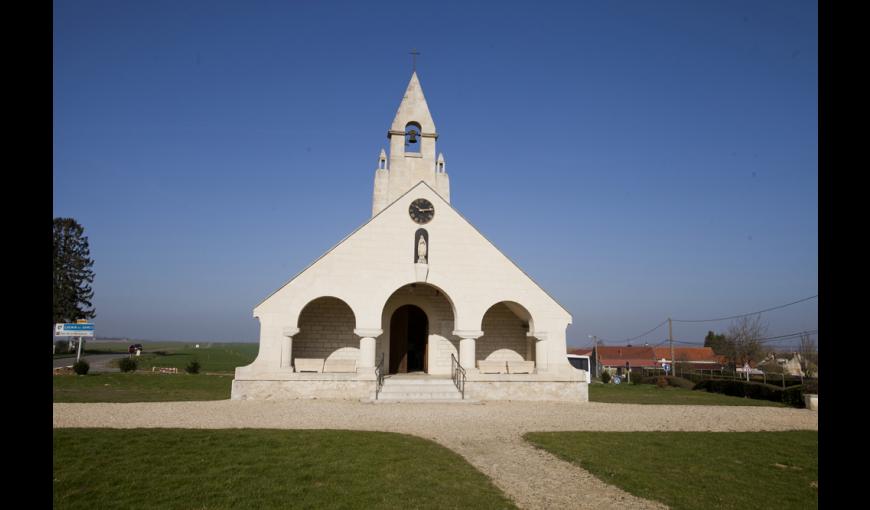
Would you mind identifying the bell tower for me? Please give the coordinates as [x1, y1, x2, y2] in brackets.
[372, 72, 450, 216]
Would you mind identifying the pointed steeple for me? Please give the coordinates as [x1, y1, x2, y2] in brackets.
[390, 72, 436, 134]
[373, 71, 449, 217]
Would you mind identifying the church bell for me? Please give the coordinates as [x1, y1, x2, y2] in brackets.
[407, 129, 418, 144]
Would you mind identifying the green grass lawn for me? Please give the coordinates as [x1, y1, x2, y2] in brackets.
[590, 383, 786, 407]
[115, 342, 259, 373]
[53, 372, 233, 402]
[525, 431, 817, 510]
[54, 341, 199, 359]
[53, 429, 517, 510]
[55, 342, 259, 373]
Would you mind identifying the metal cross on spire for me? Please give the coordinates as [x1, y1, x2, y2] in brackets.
[409, 49, 420, 72]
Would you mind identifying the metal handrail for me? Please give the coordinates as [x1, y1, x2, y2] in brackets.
[451, 353, 466, 399]
[374, 353, 385, 400]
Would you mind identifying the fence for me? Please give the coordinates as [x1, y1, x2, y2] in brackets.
[635, 366, 813, 387]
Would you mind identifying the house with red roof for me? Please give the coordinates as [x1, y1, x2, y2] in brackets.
[592, 345, 658, 379]
[653, 346, 726, 373]
[587, 345, 727, 379]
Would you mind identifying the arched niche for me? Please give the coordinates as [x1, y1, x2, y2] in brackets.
[293, 296, 358, 364]
[478, 301, 535, 362]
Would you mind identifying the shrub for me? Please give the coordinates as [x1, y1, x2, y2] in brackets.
[665, 377, 696, 390]
[73, 360, 89, 375]
[629, 370, 649, 384]
[54, 341, 70, 354]
[656, 376, 668, 388]
[600, 371, 611, 384]
[635, 376, 696, 390]
[782, 386, 806, 408]
[118, 357, 137, 373]
[693, 379, 806, 407]
[186, 360, 201, 374]
[802, 379, 818, 395]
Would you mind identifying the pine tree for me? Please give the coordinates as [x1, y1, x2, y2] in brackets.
[53, 218, 96, 325]
[703, 330, 728, 355]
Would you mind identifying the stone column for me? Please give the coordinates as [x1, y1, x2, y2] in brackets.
[454, 330, 484, 371]
[530, 331, 548, 372]
[354, 329, 383, 369]
[281, 327, 299, 370]
[525, 333, 535, 361]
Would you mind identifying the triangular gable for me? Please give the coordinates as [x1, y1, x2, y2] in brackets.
[256, 181, 571, 320]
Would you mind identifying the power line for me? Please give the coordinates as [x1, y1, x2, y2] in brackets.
[623, 319, 670, 343]
[672, 294, 817, 323]
[595, 294, 817, 346]
[757, 330, 818, 344]
[669, 329, 817, 347]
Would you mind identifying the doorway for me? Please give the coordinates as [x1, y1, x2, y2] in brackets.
[389, 305, 428, 374]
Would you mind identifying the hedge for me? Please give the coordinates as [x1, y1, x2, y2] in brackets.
[692, 379, 812, 408]
[636, 376, 696, 390]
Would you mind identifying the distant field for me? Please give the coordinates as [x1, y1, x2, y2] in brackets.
[109, 342, 259, 373]
[53, 372, 234, 402]
[54, 340, 259, 364]
[54, 342, 257, 402]
[589, 383, 786, 407]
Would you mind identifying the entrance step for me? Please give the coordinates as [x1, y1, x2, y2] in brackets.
[369, 376, 472, 403]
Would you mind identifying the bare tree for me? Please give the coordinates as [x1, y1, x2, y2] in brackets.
[724, 314, 768, 368]
[676, 352, 691, 377]
[798, 332, 818, 377]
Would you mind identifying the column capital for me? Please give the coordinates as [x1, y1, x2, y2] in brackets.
[453, 330, 484, 339]
[354, 328, 383, 338]
[527, 331, 548, 341]
[282, 327, 300, 337]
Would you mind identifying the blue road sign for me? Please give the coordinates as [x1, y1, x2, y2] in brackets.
[55, 323, 95, 337]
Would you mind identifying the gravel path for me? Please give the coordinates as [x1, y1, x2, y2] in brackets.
[53, 400, 817, 509]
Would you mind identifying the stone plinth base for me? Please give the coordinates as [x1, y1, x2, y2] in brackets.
[231, 379, 373, 401]
[465, 381, 588, 402]
[231, 376, 588, 402]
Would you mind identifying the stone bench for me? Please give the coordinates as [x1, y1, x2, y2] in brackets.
[478, 360, 507, 374]
[295, 358, 324, 373]
[507, 361, 535, 374]
[323, 359, 357, 373]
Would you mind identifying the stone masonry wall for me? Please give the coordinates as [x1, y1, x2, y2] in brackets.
[293, 297, 359, 364]
[478, 303, 530, 363]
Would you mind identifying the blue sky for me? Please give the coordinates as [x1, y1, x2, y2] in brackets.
[53, 0, 818, 348]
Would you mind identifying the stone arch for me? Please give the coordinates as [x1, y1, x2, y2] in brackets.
[292, 296, 358, 365]
[379, 283, 458, 375]
[478, 301, 535, 363]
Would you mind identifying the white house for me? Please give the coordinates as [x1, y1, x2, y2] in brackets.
[231, 72, 587, 402]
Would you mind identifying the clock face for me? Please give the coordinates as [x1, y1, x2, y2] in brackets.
[409, 198, 435, 224]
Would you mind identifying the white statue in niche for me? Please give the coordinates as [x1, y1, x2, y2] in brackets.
[417, 234, 427, 264]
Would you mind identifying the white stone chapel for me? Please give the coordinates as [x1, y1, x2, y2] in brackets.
[232, 72, 588, 402]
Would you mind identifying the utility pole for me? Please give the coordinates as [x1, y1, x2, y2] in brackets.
[668, 318, 674, 378]
[589, 335, 599, 378]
